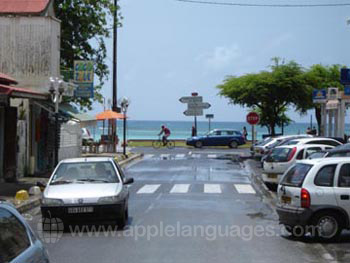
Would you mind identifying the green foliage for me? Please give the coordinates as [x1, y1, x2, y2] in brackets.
[54, 0, 122, 110]
[217, 58, 310, 135]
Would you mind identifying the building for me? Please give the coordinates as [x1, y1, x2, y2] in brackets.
[0, 0, 76, 181]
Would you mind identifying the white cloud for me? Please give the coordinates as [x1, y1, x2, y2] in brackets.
[197, 45, 241, 70]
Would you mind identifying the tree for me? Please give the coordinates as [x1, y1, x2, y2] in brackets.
[304, 64, 343, 134]
[54, 0, 122, 109]
[217, 58, 311, 136]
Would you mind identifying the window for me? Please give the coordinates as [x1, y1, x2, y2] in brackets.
[338, 164, 350, 187]
[296, 149, 304, 160]
[52, 162, 120, 184]
[0, 208, 30, 263]
[307, 140, 339, 147]
[268, 148, 292, 162]
[281, 163, 312, 187]
[305, 147, 321, 159]
[314, 165, 336, 187]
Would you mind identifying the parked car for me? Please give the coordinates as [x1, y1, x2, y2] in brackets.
[260, 135, 313, 165]
[186, 129, 245, 148]
[250, 137, 273, 155]
[81, 127, 93, 144]
[283, 137, 342, 147]
[262, 144, 334, 185]
[253, 135, 313, 158]
[0, 201, 50, 263]
[307, 151, 328, 160]
[41, 157, 134, 229]
[277, 158, 350, 240]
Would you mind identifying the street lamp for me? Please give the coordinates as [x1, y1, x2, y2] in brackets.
[49, 77, 65, 165]
[119, 97, 129, 156]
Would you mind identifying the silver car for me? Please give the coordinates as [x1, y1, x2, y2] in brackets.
[0, 201, 50, 263]
[41, 157, 134, 229]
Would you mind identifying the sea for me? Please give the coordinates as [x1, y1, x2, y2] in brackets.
[87, 120, 350, 141]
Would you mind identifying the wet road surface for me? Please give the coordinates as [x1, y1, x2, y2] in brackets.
[26, 148, 349, 263]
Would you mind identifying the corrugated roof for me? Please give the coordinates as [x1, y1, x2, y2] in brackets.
[0, 72, 18, 85]
[0, 0, 50, 14]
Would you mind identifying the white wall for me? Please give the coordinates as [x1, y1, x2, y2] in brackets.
[59, 121, 82, 161]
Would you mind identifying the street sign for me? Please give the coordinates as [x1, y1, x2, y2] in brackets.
[74, 60, 94, 98]
[341, 68, 350, 84]
[312, 89, 327, 103]
[246, 112, 260, 125]
[184, 109, 203, 116]
[345, 85, 350, 96]
[206, 114, 214, 119]
[179, 96, 203, 103]
[187, 102, 211, 109]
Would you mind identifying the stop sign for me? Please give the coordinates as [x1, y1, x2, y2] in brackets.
[246, 112, 260, 125]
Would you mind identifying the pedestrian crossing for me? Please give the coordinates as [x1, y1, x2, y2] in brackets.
[144, 153, 219, 160]
[133, 183, 256, 195]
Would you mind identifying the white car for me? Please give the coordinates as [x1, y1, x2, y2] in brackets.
[41, 157, 134, 229]
[283, 137, 342, 147]
[262, 144, 334, 185]
[252, 135, 313, 157]
[277, 158, 350, 240]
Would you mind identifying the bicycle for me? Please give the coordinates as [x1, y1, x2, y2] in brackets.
[152, 136, 175, 149]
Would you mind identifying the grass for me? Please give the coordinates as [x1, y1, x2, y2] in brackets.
[127, 140, 252, 149]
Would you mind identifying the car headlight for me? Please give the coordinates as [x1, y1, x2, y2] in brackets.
[42, 198, 64, 206]
[98, 195, 123, 204]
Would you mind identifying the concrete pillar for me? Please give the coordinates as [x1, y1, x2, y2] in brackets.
[335, 109, 339, 137]
[321, 104, 327, 136]
[0, 107, 4, 182]
[328, 110, 333, 137]
[338, 101, 345, 138]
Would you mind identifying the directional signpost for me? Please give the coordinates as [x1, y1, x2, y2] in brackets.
[180, 93, 211, 136]
[206, 114, 214, 131]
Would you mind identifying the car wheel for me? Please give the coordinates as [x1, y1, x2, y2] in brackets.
[195, 141, 203, 148]
[117, 206, 128, 230]
[312, 212, 342, 241]
[229, 140, 238, 149]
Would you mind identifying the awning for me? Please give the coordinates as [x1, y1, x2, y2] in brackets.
[0, 84, 47, 100]
[326, 100, 339, 110]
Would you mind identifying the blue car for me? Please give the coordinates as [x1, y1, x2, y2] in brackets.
[0, 201, 50, 263]
[186, 129, 246, 148]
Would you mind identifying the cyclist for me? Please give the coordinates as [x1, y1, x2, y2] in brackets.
[158, 125, 171, 145]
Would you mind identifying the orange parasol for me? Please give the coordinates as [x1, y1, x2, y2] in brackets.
[96, 110, 126, 120]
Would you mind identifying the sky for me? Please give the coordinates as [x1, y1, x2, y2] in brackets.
[91, 0, 350, 123]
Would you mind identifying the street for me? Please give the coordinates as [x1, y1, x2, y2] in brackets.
[24, 147, 350, 263]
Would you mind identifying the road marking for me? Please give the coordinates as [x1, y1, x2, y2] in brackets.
[191, 154, 201, 158]
[170, 184, 190, 193]
[207, 154, 217, 159]
[137, 184, 161, 194]
[204, 184, 221, 194]
[160, 154, 170, 159]
[234, 184, 256, 194]
[145, 154, 154, 159]
[175, 154, 186, 159]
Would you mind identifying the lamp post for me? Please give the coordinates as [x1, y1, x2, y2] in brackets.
[49, 77, 65, 166]
[120, 97, 129, 156]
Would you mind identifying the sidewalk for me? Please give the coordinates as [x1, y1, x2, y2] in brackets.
[0, 152, 143, 213]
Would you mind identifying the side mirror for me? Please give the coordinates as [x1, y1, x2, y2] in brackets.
[124, 178, 134, 185]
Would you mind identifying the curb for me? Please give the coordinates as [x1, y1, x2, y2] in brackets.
[15, 153, 144, 215]
[244, 159, 277, 207]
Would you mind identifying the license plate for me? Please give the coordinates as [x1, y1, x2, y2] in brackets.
[267, 174, 277, 179]
[281, 196, 291, 204]
[68, 207, 94, 214]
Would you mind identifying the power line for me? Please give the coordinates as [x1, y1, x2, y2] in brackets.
[175, 0, 350, 7]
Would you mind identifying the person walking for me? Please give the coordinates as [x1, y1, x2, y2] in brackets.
[243, 126, 248, 141]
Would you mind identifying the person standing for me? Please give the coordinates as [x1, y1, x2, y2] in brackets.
[243, 126, 248, 141]
[192, 125, 197, 137]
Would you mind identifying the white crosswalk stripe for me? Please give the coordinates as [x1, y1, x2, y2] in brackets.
[191, 154, 201, 158]
[160, 154, 170, 160]
[207, 154, 217, 159]
[234, 184, 256, 194]
[137, 184, 161, 194]
[204, 184, 221, 194]
[175, 154, 186, 159]
[170, 184, 190, 193]
[144, 154, 154, 159]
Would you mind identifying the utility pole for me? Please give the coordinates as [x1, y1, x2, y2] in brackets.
[112, 0, 119, 152]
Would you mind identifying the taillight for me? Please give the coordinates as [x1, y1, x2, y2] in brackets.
[300, 188, 311, 208]
[287, 147, 297, 161]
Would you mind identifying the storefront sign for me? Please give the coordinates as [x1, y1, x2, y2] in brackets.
[73, 60, 94, 98]
[312, 89, 326, 103]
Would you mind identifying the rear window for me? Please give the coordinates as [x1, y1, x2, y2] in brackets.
[284, 140, 298, 145]
[268, 148, 291, 162]
[281, 163, 313, 187]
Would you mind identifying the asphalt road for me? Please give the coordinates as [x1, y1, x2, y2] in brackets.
[26, 147, 350, 263]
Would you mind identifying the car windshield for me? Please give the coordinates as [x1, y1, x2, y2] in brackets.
[51, 162, 119, 184]
[283, 140, 299, 146]
[280, 163, 313, 187]
[267, 148, 291, 162]
[308, 152, 327, 159]
[258, 137, 274, 146]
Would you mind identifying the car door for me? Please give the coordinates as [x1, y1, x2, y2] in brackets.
[113, 160, 129, 200]
[206, 130, 221, 146]
[334, 163, 350, 218]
